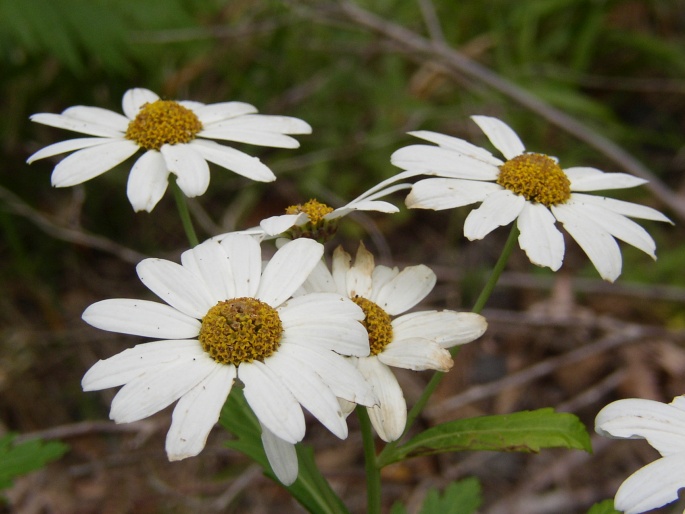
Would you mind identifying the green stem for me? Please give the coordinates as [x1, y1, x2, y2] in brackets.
[357, 406, 381, 514]
[378, 223, 520, 466]
[171, 178, 199, 247]
[471, 223, 519, 314]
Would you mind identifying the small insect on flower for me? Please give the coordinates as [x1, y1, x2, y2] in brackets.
[28, 88, 312, 212]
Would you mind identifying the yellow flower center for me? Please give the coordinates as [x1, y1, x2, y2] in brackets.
[285, 199, 334, 223]
[125, 100, 203, 151]
[352, 296, 393, 356]
[198, 298, 283, 366]
[496, 153, 571, 206]
[283, 199, 338, 242]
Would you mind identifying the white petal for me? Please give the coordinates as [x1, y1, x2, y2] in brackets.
[190, 139, 275, 182]
[194, 101, 258, 124]
[471, 115, 525, 160]
[27, 138, 111, 163]
[136, 258, 215, 318]
[371, 265, 436, 316]
[596, 398, 685, 456]
[279, 295, 369, 357]
[463, 189, 525, 240]
[109, 356, 216, 423]
[328, 199, 399, 219]
[517, 202, 565, 271]
[178, 100, 205, 111]
[122, 88, 159, 119]
[614, 453, 685, 514]
[379, 338, 453, 372]
[347, 170, 427, 204]
[279, 293, 365, 325]
[579, 202, 657, 259]
[205, 114, 311, 133]
[370, 265, 399, 293]
[30, 113, 123, 138]
[552, 203, 622, 282]
[357, 183, 412, 204]
[392, 311, 487, 349]
[166, 364, 236, 461]
[82, 340, 205, 391]
[261, 424, 299, 485]
[339, 398, 356, 416]
[62, 106, 130, 132]
[566, 166, 647, 191]
[390, 145, 500, 179]
[357, 357, 407, 442]
[239, 361, 305, 444]
[258, 239, 324, 307]
[331, 246, 352, 296]
[259, 214, 305, 237]
[406, 130, 503, 165]
[406, 178, 500, 210]
[51, 140, 139, 187]
[181, 240, 235, 302]
[346, 243, 375, 299]
[300, 259, 337, 294]
[277, 344, 376, 406]
[265, 351, 348, 439]
[82, 298, 200, 339]
[221, 234, 261, 298]
[200, 114, 312, 148]
[126, 151, 170, 212]
[160, 144, 210, 197]
[571, 193, 672, 223]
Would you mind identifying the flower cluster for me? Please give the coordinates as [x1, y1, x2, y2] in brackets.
[30, 89, 674, 504]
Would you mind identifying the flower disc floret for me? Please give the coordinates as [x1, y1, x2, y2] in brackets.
[284, 199, 338, 242]
[125, 100, 203, 151]
[497, 153, 571, 206]
[352, 296, 393, 355]
[285, 199, 334, 223]
[199, 298, 283, 365]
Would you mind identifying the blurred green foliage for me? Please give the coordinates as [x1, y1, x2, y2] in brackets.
[1, 0, 684, 293]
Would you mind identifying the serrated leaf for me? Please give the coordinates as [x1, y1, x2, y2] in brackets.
[220, 387, 349, 514]
[382, 408, 591, 465]
[0, 434, 69, 490]
[419, 477, 481, 514]
[586, 499, 620, 514]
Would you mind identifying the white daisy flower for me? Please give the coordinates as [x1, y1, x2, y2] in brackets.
[392, 115, 672, 282]
[300, 242, 487, 442]
[81, 234, 376, 485]
[27, 88, 312, 212]
[595, 396, 685, 513]
[216, 172, 416, 243]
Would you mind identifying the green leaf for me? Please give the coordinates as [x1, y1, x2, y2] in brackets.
[382, 408, 591, 465]
[586, 499, 620, 514]
[0, 434, 69, 490]
[419, 478, 482, 514]
[220, 387, 349, 514]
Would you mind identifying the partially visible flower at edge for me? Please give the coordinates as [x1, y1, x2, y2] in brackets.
[28, 88, 312, 212]
[595, 396, 685, 514]
[392, 115, 672, 282]
[214, 171, 419, 243]
[300, 242, 488, 442]
[80, 234, 376, 485]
